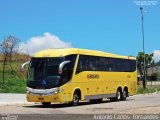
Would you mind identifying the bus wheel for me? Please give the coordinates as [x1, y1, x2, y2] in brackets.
[71, 92, 80, 106]
[42, 102, 51, 107]
[116, 89, 122, 101]
[122, 89, 127, 101]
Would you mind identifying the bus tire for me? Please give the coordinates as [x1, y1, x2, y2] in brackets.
[42, 102, 51, 107]
[116, 89, 122, 101]
[71, 91, 80, 106]
[122, 89, 128, 101]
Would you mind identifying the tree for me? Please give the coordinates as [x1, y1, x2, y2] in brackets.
[137, 52, 144, 81]
[0, 35, 20, 84]
[145, 53, 154, 79]
[136, 52, 154, 89]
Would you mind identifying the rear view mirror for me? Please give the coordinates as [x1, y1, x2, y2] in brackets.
[21, 61, 30, 73]
[59, 61, 71, 74]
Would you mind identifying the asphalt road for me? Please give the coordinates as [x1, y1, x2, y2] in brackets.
[0, 93, 160, 120]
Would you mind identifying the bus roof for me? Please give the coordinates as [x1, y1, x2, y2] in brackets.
[33, 48, 136, 60]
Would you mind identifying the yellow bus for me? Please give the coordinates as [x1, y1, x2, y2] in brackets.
[22, 48, 137, 107]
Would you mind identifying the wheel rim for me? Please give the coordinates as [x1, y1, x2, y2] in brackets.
[73, 94, 79, 104]
[117, 90, 121, 100]
[123, 90, 127, 99]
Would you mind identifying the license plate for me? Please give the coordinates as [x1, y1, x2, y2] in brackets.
[38, 97, 44, 100]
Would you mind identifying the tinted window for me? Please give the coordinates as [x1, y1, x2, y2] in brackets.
[27, 57, 64, 89]
[27, 55, 77, 89]
[60, 54, 77, 85]
[76, 55, 136, 73]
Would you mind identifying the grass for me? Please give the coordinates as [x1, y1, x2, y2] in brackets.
[0, 78, 26, 93]
[0, 61, 27, 93]
[137, 84, 160, 94]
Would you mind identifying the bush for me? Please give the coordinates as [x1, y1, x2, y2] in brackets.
[137, 85, 160, 94]
[0, 61, 27, 93]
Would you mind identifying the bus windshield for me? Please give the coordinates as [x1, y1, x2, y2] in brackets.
[27, 55, 77, 89]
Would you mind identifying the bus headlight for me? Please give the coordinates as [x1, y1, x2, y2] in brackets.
[26, 87, 62, 95]
[52, 87, 59, 94]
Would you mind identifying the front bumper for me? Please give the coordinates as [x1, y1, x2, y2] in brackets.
[26, 93, 60, 103]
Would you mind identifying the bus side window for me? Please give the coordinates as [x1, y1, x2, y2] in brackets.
[78, 61, 83, 71]
[60, 54, 77, 84]
[60, 65, 68, 84]
[76, 58, 83, 74]
[104, 58, 110, 71]
[108, 59, 113, 71]
[89, 56, 96, 71]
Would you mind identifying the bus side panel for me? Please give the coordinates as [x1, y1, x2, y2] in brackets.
[70, 70, 137, 100]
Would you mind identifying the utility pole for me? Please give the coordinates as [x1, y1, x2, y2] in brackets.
[140, 7, 146, 89]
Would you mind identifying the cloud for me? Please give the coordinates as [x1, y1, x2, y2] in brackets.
[18, 32, 72, 55]
[152, 50, 160, 63]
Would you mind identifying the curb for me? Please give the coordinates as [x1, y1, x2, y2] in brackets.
[0, 102, 35, 106]
[135, 91, 160, 96]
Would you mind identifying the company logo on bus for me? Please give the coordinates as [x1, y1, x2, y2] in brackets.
[87, 74, 99, 79]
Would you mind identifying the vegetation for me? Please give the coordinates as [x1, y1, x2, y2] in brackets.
[137, 52, 154, 89]
[137, 84, 160, 94]
[0, 60, 29, 93]
[0, 73, 26, 93]
[0, 35, 30, 93]
[0, 35, 21, 84]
